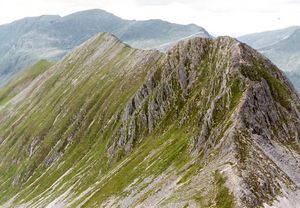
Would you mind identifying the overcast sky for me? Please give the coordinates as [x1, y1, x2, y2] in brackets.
[0, 0, 299, 36]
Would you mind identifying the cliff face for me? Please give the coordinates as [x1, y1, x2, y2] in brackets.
[0, 33, 300, 208]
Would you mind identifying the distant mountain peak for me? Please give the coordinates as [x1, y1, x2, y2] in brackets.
[0, 9, 211, 87]
[63, 8, 120, 19]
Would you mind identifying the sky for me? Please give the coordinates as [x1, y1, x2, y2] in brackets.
[0, 0, 299, 36]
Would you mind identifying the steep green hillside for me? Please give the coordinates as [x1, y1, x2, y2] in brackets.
[0, 33, 300, 208]
[0, 60, 53, 106]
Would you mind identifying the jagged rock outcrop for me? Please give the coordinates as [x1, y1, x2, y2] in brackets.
[0, 33, 300, 208]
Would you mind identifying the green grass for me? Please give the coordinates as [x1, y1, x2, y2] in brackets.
[0, 60, 54, 106]
[214, 171, 235, 208]
[178, 164, 199, 184]
[80, 126, 191, 206]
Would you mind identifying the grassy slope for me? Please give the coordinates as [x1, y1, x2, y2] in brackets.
[0, 34, 298, 207]
[1, 35, 296, 207]
[0, 60, 54, 106]
[0, 35, 240, 207]
[0, 33, 164, 206]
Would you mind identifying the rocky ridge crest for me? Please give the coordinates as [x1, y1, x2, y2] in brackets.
[0, 33, 299, 207]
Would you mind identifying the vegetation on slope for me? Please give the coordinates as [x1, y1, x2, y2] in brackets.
[214, 171, 235, 208]
[0, 60, 53, 106]
[0, 34, 299, 208]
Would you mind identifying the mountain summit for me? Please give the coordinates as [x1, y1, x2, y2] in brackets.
[0, 33, 300, 207]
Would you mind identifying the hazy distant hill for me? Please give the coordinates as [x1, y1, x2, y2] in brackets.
[239, 26, 300, 92]
[0, 9, 211, 86]
[239, 26, 300, 49]
[258, 29, 300, 72]
[287, 71, 300, 92]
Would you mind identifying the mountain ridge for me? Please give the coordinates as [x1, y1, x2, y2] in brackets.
[0, 32, 300, 207]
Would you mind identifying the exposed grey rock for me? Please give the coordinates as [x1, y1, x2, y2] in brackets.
[1, 33, 300, 207]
